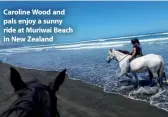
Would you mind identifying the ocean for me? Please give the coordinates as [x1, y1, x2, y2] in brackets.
[0, 32, 168, 112]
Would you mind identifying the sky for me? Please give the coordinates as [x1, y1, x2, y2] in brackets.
[0, 1, 168, 45]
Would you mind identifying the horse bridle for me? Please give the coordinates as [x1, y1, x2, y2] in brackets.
[110, 50, 129, 62]
[0, 85, 59, 117]
[0, 85, 53, 105]
[112, 54, 129, 62]
[0, 89, 24, 105]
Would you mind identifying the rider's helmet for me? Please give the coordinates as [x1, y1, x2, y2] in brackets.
[131, 38, 139, 45]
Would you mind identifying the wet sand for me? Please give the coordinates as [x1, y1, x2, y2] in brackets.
[0, 62, 167, 117]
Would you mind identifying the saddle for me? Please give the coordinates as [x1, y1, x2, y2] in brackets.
[129, 55, 142, 62]
[127, 55, 143, 72]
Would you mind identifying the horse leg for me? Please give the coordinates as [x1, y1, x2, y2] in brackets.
[132, 73, 139, 88]
[161, 72, 167, 83]
[126, 73, 133, 79]
[157, 71, 163, 89]
[157, 61, 165, 90]
[117, 72, 125, 87]
[163, 72, 167, 83]
[148, 70, 153, 87]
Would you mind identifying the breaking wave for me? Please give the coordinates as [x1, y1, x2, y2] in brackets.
[0, 36, 168, 53]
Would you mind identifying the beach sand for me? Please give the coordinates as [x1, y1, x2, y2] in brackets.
[0, 62, 167, 117]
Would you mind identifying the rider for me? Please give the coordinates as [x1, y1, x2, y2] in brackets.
[126, 38, 143, 72]
[129, 38, 143, 61]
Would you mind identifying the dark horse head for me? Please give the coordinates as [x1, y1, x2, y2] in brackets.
[0, 67, 66, 117]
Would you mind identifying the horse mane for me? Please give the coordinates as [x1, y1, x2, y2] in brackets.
[117, 49, 130, 54]
[0, 67, 66, 117]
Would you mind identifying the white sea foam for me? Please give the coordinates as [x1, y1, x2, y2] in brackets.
[51, 37, 168, 50]
[0, 36, 168, 54]
[57, 44, 124, 50]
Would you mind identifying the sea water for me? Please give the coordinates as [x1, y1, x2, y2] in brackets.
[0, 32, 168, 111]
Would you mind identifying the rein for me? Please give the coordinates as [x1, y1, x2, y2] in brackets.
[0, 89, 25, 105]
[0, 85, 52, 106]
[118, 54, 129, 62]
[0, 80, 37, 105]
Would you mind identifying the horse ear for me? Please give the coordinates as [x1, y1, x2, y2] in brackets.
[50, 69, 66, 93]
[110, 48, 115, 52]
[10, 67, 26, 92]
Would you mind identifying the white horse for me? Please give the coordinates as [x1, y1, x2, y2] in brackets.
[106, 48, 166, 88]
